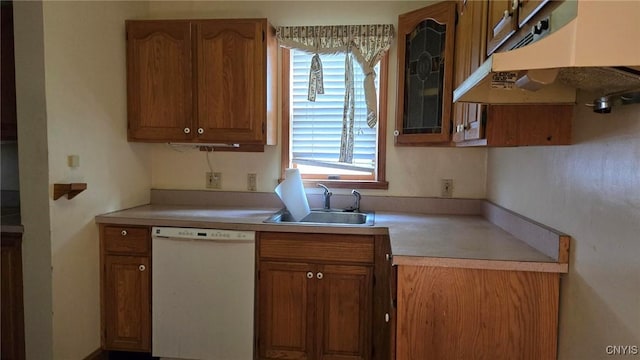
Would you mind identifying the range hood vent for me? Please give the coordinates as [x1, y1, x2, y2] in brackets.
[454, 1, 640, 104]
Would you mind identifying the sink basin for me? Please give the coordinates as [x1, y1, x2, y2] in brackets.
[264, 209, 375, 226]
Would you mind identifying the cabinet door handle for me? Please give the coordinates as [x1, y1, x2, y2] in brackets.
[184, 127, 191, 134]
[139, 265, 146, 271]
[197, 128, 204, 135]
[306, 272, 314, 279]
[385, 253, 392, 261]
[316, 272, 323, 280]
[511, 0, 519, 11]
[121, 230, 128, 236]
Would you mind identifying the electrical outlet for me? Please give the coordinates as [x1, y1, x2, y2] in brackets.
[247, 173, 257, 191]
[441, 179, 453, 198]
[206, 172, 222, 189]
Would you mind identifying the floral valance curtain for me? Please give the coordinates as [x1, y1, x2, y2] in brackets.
[276, 25, 394, 163]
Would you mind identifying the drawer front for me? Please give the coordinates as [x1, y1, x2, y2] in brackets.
[104, 226, 150, 254]
[259, 232, 374, 264]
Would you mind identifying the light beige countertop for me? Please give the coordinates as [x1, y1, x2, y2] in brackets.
[96, 204, 567, 273]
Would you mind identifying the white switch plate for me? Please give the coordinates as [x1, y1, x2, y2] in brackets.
[67, 155, 80, 168]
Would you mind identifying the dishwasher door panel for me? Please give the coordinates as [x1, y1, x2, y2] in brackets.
[152, 236, 255, 360]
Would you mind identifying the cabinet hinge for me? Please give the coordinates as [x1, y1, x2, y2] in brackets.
[455, 9, 459, 26]
[262, 122, 265, 134]
[262, 30, 265, 42]
[373, 274, 376, 286]
[257, 270, 260, 280]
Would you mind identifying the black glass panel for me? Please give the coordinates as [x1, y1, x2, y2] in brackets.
[403, 19, 446, 134]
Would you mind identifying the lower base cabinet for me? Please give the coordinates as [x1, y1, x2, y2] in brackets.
[257, 232, 388, 360]
[395, 265, 560, 360]
[1, 232, 25, 360]
[100, 225, 151, 352]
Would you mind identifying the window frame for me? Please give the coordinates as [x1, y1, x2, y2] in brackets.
[280, 48, 389, 189]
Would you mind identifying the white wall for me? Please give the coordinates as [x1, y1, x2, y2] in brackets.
[148, 1, 487, 199]
[13, 2, 53, 358]
[14, 1, 152, 358]
[487, 91, 640, 359]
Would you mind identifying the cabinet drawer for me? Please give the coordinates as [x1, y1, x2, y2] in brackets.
[259, 232, 374, 264]
[103, 226, 150, 254]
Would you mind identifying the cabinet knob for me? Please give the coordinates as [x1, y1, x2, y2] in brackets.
[139, 265, 146, 271]
[316, 272, 323, 280]
[121, 230, 127, 236]
[197, 128, 204, 135]
[393, 130, 400, 137]
[385, 253, 392, 261]
[184, 127, 191, 134]
[385, 313, 390, 323]
[511, 0, 519, 11]
[307, 272, 314, 279]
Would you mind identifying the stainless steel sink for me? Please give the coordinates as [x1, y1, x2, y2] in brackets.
[264, 209, 375, 226]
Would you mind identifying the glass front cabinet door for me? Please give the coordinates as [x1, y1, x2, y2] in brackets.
[395, 2, 456, 145]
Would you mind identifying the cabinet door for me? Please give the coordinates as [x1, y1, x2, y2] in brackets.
[395, 2, 456, 145]
[518, 0, 549, 27]
[196, 20, 266, 144]
[126, 21, 193, 141]
[487, 0, 518, 56]
[1, 233, 25, 360]
[453, 0, 488, 143]
[104, 256, 150, 351]
[258, 261, 315, 360]
[316, 264, 373, 360]
[396, 265, 559, 360]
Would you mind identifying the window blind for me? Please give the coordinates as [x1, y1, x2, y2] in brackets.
[290, 50, 379, 173]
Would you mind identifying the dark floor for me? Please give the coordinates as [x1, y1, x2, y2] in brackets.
[107, 351, 158, 360]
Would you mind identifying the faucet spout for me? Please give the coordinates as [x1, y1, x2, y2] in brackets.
[346, 189, 361, 212]
[317, 184, 332, 210]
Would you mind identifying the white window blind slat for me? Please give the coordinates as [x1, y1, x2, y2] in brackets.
[290, 50, 379, 174]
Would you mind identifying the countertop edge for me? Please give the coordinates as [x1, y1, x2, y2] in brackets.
[392, 255, 569, 273]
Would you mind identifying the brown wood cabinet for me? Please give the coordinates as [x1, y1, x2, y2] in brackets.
[486, 0, 518, 56]
[100, 225, 151, 352]
[126, 19, 276, 145]
[486, 0, 550, 56]
[1, 231, 25, 360]
[452, 0, 488, 143]
[395, 2, 456, 145]
[257, 232, 378, 360]
[1, 1, 17, 141]
[395, 265, 560, 360]
[453, 0, 572, 147]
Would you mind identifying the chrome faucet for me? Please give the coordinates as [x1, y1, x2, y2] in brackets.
[346, 189, 361, 212]
[317, 183, 332, 210]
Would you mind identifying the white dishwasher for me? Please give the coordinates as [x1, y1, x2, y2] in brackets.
[151, 227, 255, 360]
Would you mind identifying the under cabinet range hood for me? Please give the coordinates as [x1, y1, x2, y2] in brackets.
[453, 0, 640, 104]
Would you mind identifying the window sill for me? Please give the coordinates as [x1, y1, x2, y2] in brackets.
[277, 179, 389, 190]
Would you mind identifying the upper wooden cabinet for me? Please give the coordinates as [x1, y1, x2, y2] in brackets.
[486, 0, 550, 56]
[452, 0, 488, 143]
[395, 2, 456, 145]
[126, 19, 276, 145]
[486, 0, 518, 56]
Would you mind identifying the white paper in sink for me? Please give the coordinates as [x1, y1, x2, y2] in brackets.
[274, 168, 310, 221]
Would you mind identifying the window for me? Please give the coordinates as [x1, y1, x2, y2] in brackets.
[281, 48, 388, 189]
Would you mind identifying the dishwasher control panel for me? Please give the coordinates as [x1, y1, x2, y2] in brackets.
[152, 227, 255, 241]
